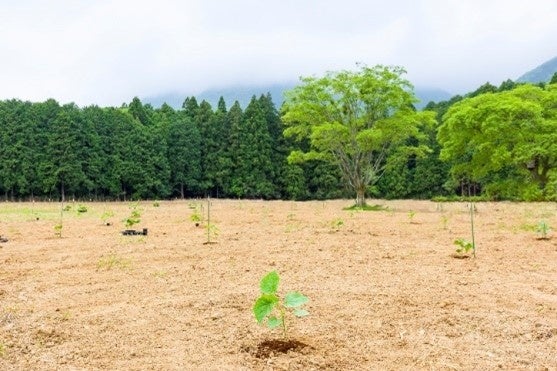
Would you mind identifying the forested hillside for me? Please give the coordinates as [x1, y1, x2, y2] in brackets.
[1, 73, 556, 202]
[0, 95, 347, 201]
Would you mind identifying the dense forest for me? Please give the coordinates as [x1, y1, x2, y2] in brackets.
[0, 74, 556, 202]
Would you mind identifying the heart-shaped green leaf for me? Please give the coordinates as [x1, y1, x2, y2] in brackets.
[253, 294, 279, 323]
[284, 291, 308, 308]
[260, 271, 279, 294]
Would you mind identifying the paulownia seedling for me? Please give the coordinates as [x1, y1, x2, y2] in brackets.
[454, 238, 474, 257]
[253, 271, 309, 339]
[536, 220, 551, 240]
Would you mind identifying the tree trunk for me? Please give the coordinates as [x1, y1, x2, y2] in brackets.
[60, 182, 65, 203]
[355, 187, 366, 208]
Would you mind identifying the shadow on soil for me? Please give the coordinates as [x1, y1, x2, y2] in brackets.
[243, 339, 310, 358]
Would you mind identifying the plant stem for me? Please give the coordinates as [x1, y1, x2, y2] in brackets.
[280, 307, 287, 339]
[470, 202, 476, 258]
[207, 196, 210, 243]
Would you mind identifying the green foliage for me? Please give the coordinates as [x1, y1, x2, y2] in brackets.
[330, 217, 344, 230]
[206, 222, 219, 240]
[343, 204, 386, 211]
[282, 64, 436, 207]
[440, 215, 449, 230]
[63, 205, 72, 212]
[54, 223, 63, 238]
[153, 201, 160, 207]
[537, 220, 551, 240]
[101, 210, 114, 224]
[438, 84, 557, 200]
[454, 238, 474, 255]
[124, 202, 141, 228]
[76, 204, 87, 214]
[97, 253, 131, 270]
[253, 271, 309, 338]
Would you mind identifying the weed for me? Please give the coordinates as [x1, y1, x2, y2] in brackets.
[101, 210, 114, 225]
[441, 215, 449, 230]
[253, 271, 309, 339]
[63, 205, 72, 212]
[537, 220, 551, 240]
[76, 205, 87, 214]
[151, 270, 169, 279]
[343, 204, 385, 211]
[408, 210, 416, 223]
[153, 201, 160, 207]
[97, 253, 131, 270]
[330, 217, 344, 231]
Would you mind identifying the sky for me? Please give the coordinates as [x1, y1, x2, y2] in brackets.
[1, 0, 556, 106]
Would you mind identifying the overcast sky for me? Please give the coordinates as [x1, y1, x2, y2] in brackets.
[1, 0, 556, 106]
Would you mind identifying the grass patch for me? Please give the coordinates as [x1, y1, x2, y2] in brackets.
[343, 204, 386, 211]
[97, 253, 131, 271]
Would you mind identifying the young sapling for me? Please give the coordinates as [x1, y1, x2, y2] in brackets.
[536, 220, 551, 240]
[253, 271, 309, 339]
[453, 238, 474, 257]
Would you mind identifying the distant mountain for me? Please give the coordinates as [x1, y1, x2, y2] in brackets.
[414, 87, 452, 109]
[144, 83, 451, 111]
[517, 56, 557, 84]
[144, 83, 295, 110]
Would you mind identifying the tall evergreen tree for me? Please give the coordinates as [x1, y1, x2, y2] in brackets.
[167, 111, 202, 198]
[228, 96, 275, 198]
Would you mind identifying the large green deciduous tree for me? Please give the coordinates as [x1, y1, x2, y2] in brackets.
[438, 84, 557, 200]
[281, 65, 434, 207]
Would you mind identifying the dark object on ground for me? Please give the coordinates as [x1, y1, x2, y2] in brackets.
[121, 228, 148, 236]
[0, 236, 8, 243]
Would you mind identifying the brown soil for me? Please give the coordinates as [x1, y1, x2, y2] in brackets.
[1, 199, 556, 370]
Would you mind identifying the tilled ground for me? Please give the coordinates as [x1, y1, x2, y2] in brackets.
[0, 199, 556, 370]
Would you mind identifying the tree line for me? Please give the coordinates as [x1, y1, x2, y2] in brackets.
[0, 94, 347, 201]
[1, 70, 556, 202]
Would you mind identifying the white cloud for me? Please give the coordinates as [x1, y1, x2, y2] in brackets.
[0, 0, 556, 105]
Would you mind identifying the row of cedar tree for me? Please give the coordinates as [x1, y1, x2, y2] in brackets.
[0, 78, 549, 201]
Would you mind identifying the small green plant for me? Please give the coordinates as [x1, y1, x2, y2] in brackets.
[151, 269, 168, 279]
[408, 210, 416, 223]
[253, 271, 309, 339]
[452, 202, 478, 258]
[441, 215, 449, 230]
[96, 253, 131, 270]
[190, 208, 202, 224]
[54, 223, 63, 238]
[454, 238, 474, 257]
[101, 210, 114, 225]
[343, 204, 385, 211]
[63, 205, 72, 212]
[330, 217, 344, 231]
[153, 201, 160, 207]
[205, 222, 219, 244]
[124, 203, 141, 228]
[536, 220, 551, 240]
[76, 205, 88, 214]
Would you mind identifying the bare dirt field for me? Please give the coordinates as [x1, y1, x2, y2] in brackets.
[1, 199, 556, 370]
